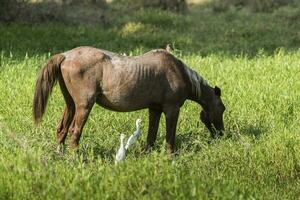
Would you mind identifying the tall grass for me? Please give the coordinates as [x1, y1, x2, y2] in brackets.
[0, 3, 300, 199]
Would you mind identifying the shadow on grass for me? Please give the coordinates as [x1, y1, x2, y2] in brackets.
[55, 121, 269, 160]
[175, 122, 268, 153]
[83, 144, 115, 162]
[240, 124, 268, 139]
[175, 130, 209, 153]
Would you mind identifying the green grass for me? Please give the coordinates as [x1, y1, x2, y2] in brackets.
[0, 4, 300, 199]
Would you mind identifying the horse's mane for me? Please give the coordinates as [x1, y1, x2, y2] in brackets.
[182, 63, 208, 100]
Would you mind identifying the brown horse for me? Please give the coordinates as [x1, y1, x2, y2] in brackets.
[33, 46, 225, 153]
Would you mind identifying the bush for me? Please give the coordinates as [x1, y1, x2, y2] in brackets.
[249, 0, 294, 12]
[0, 0, 24, 22]
[0, 0, 186, 24]
[0, 0, 64, 23]
[0, 0, 109, 24]
[212, 0, 295, 12]
[111, 0, 187, 12]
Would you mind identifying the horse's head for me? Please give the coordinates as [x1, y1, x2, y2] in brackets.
[200, 86, 225, 137]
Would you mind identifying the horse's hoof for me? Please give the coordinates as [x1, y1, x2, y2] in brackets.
[141, 145, 152, 155]
[167, 153, 175, 160]
[56, 144, 65, 155]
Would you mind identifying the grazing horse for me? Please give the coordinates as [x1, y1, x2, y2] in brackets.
[33, 46, 225, 153]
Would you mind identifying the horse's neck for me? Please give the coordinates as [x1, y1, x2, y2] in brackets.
[184, 65, 208, 103]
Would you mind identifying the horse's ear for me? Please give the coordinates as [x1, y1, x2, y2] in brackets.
[214, 86, 221, 96]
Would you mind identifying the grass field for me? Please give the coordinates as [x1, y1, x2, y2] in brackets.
[0, 2, 300, 199]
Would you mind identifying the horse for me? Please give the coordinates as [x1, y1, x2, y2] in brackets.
[33, 46, 225, 153]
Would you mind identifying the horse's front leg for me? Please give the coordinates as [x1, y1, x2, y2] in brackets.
[164, 107, 180, 154]
[145, 109, 162, 151]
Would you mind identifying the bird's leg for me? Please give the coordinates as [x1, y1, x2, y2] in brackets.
[144, 109, 162, 152]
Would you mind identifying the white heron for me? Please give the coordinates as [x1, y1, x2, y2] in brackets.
[125, 119, 142, 150]
[115, 133, 126, 164]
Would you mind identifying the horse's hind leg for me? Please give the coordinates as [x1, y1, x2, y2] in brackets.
[56, 104, 75, 153]
[56, 106, 67, 143]
[68, 119, 75, 135]
[56, 72, 75, 153]
[59, 60, 98, 150]
[70, 102, 94, 149]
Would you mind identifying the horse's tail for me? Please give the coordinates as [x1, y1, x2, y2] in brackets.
[33, 54, 65, 124]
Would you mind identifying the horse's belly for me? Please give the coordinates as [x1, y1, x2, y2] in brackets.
[96, 91, 152, 112]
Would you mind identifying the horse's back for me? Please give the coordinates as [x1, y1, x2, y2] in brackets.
[99, 49, 188, 110]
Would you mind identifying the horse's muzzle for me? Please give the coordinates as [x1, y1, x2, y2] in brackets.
[200, 110, 224, 138]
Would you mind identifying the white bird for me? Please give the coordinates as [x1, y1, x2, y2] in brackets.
[125, 119, 142, 150]
[115, 133, 126, 164]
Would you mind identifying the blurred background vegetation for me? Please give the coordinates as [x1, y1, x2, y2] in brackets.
[0, 0, 299, 57]
[0, 0, 187, 23]
[0, 0, 297, 24]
